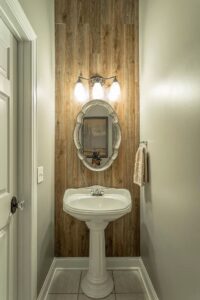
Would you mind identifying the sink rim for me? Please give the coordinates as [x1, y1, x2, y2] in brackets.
[64, 202, 132, 215]
[63, 186, 132, 216]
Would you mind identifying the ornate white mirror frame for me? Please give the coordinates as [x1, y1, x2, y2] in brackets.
[74, 100, 121, 171]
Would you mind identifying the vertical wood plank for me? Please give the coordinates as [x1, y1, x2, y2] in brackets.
[55, 0, 140, 257]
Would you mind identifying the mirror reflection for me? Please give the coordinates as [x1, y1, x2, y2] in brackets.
[74, 100, 121, 171]
[83, 117, 108, 164]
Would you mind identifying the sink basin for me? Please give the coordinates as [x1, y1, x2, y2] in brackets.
[63, 186, 132, 222]
[63, 186, 132, 299]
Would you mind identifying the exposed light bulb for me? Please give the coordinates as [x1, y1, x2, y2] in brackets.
[74, 80, 88, 102]
[92, 82, 104, 99]
[108, 79, 121, 101]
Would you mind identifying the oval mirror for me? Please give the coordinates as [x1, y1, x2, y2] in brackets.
[74, 100, 121, 171]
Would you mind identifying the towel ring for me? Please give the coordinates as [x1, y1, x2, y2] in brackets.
[140, 141, 148, 146]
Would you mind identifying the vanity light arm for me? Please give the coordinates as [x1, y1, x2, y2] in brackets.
[101, 75, 117, 80]
[78, 75, 118, 81]
[79, 76, 91, 81]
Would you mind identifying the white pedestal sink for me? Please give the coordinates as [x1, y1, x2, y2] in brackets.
[63, 186, 132, 299]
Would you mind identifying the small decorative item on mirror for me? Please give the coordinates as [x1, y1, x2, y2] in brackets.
[92, 152, 102, 166]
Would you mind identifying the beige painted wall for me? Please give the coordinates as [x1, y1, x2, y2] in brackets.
[18, 0, 55, 293]
[139, 0, 200, 299]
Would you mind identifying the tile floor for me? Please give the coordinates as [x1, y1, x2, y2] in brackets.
[46, 269, 148, 300]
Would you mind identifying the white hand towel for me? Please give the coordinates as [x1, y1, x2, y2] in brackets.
[133, 144, 148, 187]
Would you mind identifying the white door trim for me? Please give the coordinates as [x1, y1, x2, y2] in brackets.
[0, 1, 37, 300]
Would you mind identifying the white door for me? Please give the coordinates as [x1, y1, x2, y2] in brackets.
[0, 18, 17, 300]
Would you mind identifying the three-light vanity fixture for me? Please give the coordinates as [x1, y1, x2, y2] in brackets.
[74, 74, 121, 102]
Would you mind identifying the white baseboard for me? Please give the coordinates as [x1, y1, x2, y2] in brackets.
[54, 256, 140, 270]
[37, 258, 56, 300]
[37, 257, 159, 300]
[139, 258, 159, 300]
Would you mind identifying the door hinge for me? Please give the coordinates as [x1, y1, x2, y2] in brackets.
[11, 197, 25, 214]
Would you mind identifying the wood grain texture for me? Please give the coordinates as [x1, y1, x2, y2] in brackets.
[55, 0, 140, 257]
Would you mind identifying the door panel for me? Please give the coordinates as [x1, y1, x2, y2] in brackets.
[0, 23, 9, 80]
[0, 94, 9, 193]
[0, 229, 8, 299]
[0, 17, 17, 300]
[0, 44, 9, 78]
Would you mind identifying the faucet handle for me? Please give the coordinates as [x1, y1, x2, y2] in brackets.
[90, 186, 104, 196]
[100, 188, 104, 195]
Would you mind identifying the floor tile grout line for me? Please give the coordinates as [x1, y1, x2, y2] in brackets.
[78, 270, 83, 296]
[54, 291, 143, 296]
[111, 270, 116, 294]
[111, 270, 117, 300]
[48, 292, 80, 295]
[112, 270, 117, 299]
[114, 292, 148, 296]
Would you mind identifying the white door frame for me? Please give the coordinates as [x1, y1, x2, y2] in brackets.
[0, 0, 37, 299]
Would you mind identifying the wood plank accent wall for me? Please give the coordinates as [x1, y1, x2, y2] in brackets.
[55, 0, 139, 257]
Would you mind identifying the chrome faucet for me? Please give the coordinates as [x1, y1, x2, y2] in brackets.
[91, 187, 104, 196]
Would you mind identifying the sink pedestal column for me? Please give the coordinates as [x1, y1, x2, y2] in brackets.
[81, 221, 113, 299]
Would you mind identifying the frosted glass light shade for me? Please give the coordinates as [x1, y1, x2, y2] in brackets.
[74, 81, 88, 102]
[92, 82, 104, 99]
[108, 80, 121, 101]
